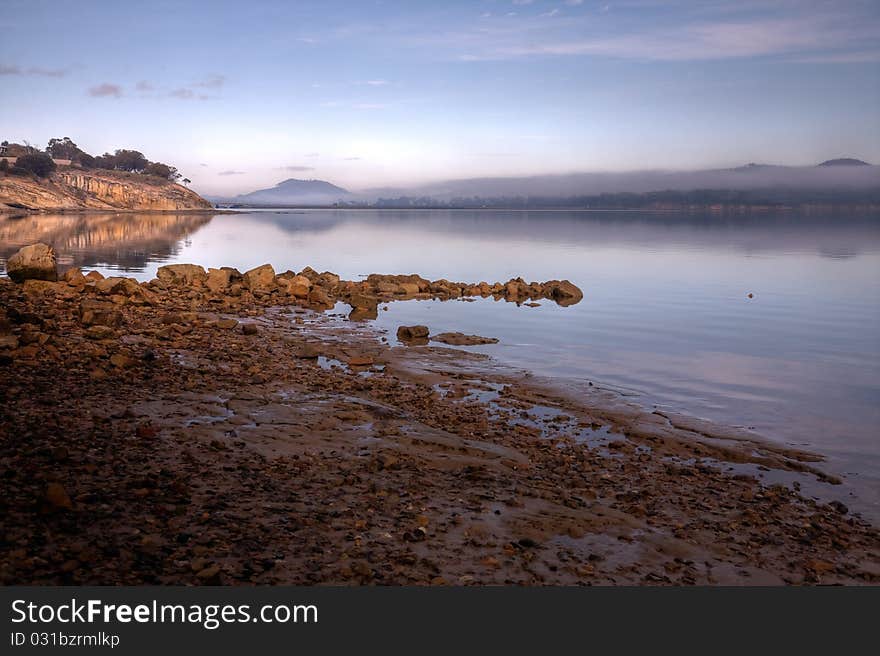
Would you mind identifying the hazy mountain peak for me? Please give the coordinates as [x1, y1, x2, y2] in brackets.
[234, 178, 350, 205]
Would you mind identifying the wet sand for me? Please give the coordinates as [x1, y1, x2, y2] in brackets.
[1, 263, 878, 585]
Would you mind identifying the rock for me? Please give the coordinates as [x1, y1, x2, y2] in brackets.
[242, 323, 260, 335]
[45, 482, 72, 510]
[79, 299, 121, 327]
[22, 279, 61, 295]
[215, 318, 239, 330]
[278, 275, 311, 299]
[161, 311, 198, 325]
[308, 287, 332, 306]
[205, 267, 240, 293]
[0, 335, 19, 350]
[62, 267, 86, 285]
[295, 344, 321, 359]
[110, 353, 138, 369]
[544, 280, 583, 306]
[243, 264, 276, 291]
[85, 326, 116, 340]
[829, 500, 849, 515]
[348, 306, 378, 321]
[347, 355, 374, 366]
[316, 272, 340, 288]
[398, 282, 420, 295]
[85, 271, 104, 281]
[375, 282, 399, 294]
[195, 565, 221, 581]
[94, 276, 139, 296]
[156, 264, 207, 285]
[348, 293, 379, 310]
[7, 243, 58, 282]
[430, 332, 499, 346]
[397, 325, 429, 341]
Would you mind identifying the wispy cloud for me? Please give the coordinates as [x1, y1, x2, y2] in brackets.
[353, 103, 388, 109]
[136, 80, 153, 92]
[88, 83, 123, 98]
[454, 11, 880, 63]
[278, 165, 315, 171]
[27, 66, 68, 77]
[1, 64, 69, 77]
[218, 170, 246, 176]
[192, 74, 226, 89]
[165, 74, 226, 99]
[344, 156, 362, 161]
[357, 79, 390, 86]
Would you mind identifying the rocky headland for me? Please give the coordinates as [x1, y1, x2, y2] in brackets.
[0, 168, 213, 212]
[1, 243, 878, 585]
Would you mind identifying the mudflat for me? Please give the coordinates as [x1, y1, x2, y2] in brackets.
[1, 255, 878, 585]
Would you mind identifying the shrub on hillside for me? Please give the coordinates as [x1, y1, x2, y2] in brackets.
[12, 152, 57, 177]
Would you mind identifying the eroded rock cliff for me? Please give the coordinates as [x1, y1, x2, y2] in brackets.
[0, 168, 213, 211]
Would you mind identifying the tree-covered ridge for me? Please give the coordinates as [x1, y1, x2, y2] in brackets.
[1, 137, 190, 185]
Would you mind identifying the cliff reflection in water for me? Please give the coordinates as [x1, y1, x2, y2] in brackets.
[0, 212, 215, 273]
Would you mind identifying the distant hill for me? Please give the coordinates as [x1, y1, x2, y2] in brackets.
[233, 178, 351, 205]
[818, 158, 871, 167]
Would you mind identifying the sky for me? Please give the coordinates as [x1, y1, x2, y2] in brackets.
[1, 0, 879, 195]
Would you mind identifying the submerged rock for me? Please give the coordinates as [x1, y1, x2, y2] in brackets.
[431, 332, 499, 346]
[6, 243, 57, 283]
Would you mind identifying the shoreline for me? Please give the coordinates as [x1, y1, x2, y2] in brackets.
[1, 250, 878, 584]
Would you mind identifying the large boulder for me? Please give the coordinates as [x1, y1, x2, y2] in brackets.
[545, 280, 583, 306]
[6, 243, 57, 282]
[243, 264, 276, 291]
[205, 267, 241, 293]
[277, 274, 311, 299]
[156, 264, 206, 285]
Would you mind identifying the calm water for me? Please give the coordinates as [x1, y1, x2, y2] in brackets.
[2, 209, 879, 514]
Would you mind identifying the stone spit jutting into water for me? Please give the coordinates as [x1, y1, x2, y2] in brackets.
[1, 242, 878, 585]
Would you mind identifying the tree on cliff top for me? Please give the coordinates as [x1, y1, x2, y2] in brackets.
[46, 137, 85, 161]
[96, 149, 149, 173]
[144, 161, 181, 181]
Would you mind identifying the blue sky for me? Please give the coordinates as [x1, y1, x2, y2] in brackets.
[1, 0, 878, 194]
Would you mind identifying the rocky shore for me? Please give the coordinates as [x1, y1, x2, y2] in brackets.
[1, 243, 878, 585]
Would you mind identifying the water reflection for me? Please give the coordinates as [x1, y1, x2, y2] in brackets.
[0, 212, 212, 273]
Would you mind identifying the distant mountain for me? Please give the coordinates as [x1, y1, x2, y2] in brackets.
[234, 178, 350, 205]
[818, 158, 870, 167]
